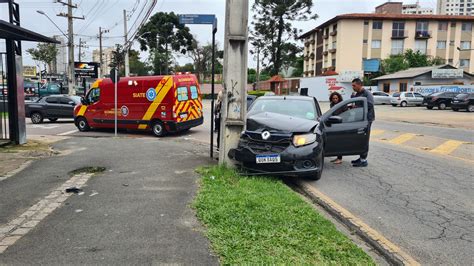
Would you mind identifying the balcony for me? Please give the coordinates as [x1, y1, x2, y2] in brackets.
[415, 30, 431, 39]
[323, 34, 329, 39]
[304, 41, 310, 47]
[330, 30, 337, 36]
[310, 53, 315, 59]
[391, 30, 408, 39]
[323, 51, 328, 56]
[310, 39, 315, 45]
[329, 48, 337, 53]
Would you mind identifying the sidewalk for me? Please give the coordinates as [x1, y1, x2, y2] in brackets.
[0, 136, 218, 264]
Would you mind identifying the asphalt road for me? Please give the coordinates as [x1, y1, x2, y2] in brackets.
[15, 100, 474, 264]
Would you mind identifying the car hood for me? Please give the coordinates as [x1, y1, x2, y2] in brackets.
[246, 112, 318, 133]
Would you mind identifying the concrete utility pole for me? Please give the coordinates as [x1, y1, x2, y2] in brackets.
[219, 0, 249, 165]
[57, 0, 84, 96]
[124, 9, 130, 77]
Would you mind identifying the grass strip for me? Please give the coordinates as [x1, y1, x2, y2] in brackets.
[194, 165, 375, 265]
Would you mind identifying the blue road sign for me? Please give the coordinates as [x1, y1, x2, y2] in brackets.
[179, 14, 217, 31]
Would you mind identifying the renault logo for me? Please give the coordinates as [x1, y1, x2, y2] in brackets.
[261, 131, 271, 140]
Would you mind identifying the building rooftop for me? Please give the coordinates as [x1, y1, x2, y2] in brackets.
[373, 65, 473, 81]
[299, 13, 474, 39]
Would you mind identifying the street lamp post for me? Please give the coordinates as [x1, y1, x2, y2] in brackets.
[36, 10, 69, 40]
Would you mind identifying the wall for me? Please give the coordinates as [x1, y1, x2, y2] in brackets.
[300, 75, 353, 102]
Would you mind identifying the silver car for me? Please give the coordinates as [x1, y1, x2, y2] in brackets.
[372, 91, 391, 105]
[391, 92, 424, 107]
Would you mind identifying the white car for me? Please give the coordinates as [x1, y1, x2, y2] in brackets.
[372, 91, 391, 105]
[390, 92, 424, 107]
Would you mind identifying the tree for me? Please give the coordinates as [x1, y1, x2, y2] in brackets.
[188, 40, 223, 82]
[382, 54, 409, 74]
[251, 0, 317, 76]
[110, 44, 125, 74]
[137, 12, 194, 75]
[129, 49, 151, 76]
[291, 55, 304, 77]
[381, 49, 446, 74]
[175, 63, 195, 73]
[26, 43, 58, 74]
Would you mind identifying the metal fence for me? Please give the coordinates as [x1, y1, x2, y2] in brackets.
[0, 52, 9, 140]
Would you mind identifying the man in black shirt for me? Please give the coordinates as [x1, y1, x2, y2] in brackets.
[351, 78, 375, 167]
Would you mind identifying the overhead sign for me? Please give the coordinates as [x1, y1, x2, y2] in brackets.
[74, 62, 99, 78]
[431, 69, 464, 79]
[179, 14, 217, 31]
[338, 71, 363, 83]
[23, 66, 37, 77]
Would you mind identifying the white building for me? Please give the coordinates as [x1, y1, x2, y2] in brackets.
[438, 0, 474, 16]
[402, 4, 434, 14]
[53, 35, 67, 74]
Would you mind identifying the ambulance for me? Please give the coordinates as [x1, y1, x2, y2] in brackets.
[74, 74, 204, 137]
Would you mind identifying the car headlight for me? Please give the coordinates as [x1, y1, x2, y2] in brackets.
[293, 133, 317, 147]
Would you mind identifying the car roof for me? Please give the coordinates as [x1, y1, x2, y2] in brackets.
[257, 95, 316, 102]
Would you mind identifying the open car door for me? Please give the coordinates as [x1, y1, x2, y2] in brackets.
[320, 97, 370, 157]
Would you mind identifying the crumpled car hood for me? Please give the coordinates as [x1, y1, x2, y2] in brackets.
[246, 112, 318, 133]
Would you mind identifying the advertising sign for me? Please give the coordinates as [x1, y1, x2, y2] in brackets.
[74, 62, 99, 78]
[23, 66, 37, 77]
[431, 69, 464, 79]
[338, 71, 363, 83]
[415, 85, 474, 95]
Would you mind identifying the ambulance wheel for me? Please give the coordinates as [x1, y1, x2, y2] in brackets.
[151, 121, 166, 137]
[76, 117, 90, 132]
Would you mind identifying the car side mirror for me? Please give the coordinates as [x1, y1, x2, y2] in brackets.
[80, 97, 88, 105]
[326, 116, 343, 125]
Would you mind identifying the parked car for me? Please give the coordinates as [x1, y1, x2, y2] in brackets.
[451, 93, 474, 112]
[25, 95, 81, 124]
[228, 95, 370, 181]
[372, 91, 391, 105]
[247, 95, 257, 110]
[422, 92, 459, 110]
[390, 92, 424, 107]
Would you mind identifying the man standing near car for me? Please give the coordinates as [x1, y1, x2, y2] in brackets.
[351, 78, 375, 167]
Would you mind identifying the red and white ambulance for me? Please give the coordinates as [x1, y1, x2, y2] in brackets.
[74, 74, 203, 137]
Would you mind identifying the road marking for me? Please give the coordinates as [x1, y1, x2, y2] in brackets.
[389, 133, 416, 145]
[0, 172, 94, 254]
[431, 140, 464, 155]
[371, 129, 385, 136]
[297, 181, 420, 266]
[57, 129, 79, 136]
[31, 125, 59, 129]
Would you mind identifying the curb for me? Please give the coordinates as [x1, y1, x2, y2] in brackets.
[293, 180, 420, 266]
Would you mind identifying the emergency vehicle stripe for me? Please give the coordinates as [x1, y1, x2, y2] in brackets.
[77, 106, 88, 116]
[138, 76, 173, 129]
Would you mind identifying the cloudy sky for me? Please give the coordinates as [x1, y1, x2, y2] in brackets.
[1, 0, 438, 68]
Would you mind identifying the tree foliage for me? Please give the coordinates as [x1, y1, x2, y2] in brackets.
[129, 50, 151, 76]
[188, 40, 223, 82]
[251, 0, 317, 76]
[26, 43, 58, 73]
[110, 44, 125, 72]
[137, 12, 194, 74]
[382, 49, 447, 74]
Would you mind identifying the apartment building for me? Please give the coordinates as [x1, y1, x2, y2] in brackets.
[438, 0, 474, 16]
[300, 14, 474, 77]
[52, 35, 67, 74]
[92, 47, 114, 77]
[402, 4, 434, 14]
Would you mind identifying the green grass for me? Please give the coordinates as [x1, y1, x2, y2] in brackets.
[194, 165, 375, 265]
[0, 112, 7, 118]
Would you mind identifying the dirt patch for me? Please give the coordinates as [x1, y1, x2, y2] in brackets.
[68, 167, 106, 176]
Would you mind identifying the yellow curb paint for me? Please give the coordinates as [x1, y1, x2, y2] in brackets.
[431, 140, 464, 155]
[371, 129, 385, 136]
[299, 182, 420, 266]
[389, 133, 416, 145]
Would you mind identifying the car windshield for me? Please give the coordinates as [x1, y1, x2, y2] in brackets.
[392, 93, 400, 97]
[249, 98, 316, 120]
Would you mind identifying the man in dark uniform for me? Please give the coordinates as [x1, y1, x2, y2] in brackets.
[351, 78, 375, 167]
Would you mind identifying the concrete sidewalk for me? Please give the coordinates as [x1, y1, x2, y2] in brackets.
[0, 136, 218, 265]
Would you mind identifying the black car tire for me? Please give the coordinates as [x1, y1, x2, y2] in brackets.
[151, 121, 166, 137]
[452, 108, 459, 112]
[468, 105, 474, 112]
[400, 101, 407, 107]
[48, 118, 58, 122]
[307, 155, 323, 181]
[427, 106, 433, 110]
[30, 112, 43, 124]
[438, 103, 447, 110]
[76, 117, 90, 132]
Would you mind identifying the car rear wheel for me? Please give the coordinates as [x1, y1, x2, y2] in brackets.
[76, 117, 90, 132]
[438, 103, 447, 110]
[426, 106, 433, 110]
[468, 105, 474, 112]
[151, 121, 166, 137]
[30, 112, 43, 124]
[400, 101, 407, 107]
[48, 118, 58, 122]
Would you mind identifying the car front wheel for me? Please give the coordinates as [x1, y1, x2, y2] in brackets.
[468, 105, 474, 112]
[76, 117, 90, 132]
[30, 112, 43, 124]
[438, 103, 447, 110]
[400, 101, 407, 107]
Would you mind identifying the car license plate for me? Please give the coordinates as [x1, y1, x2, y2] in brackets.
[423, 103, 427, 105]
[453, 100, 459, 103]
[180, 113, 188, 119]
[256, 154, 281, 164]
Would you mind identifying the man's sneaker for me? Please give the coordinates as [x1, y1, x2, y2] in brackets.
[351, 158, 361, 164]
[352, 160, 368, 167]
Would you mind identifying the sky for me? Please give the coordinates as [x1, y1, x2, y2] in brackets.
[1, 0, 439, 69]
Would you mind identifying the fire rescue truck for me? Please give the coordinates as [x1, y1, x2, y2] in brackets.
[74, 74, 203, 137]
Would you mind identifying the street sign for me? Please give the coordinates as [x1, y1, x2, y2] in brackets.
[179, 14, 217, 31]
[75, 62, 99, 78]
[432, 69, 464, 79]
[23, 66, 37, 77]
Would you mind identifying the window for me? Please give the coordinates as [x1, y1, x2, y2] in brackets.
[190, 85, 199, 99]
[371, 40, 381, 49]
[60, 97, 73, 105]
[333, 101, 365, 123]
[392, 21, 406, 37]
[332, 41, 337, 49]
[415, 40, 428, 54]
[177, 87, 189, 101]
[437, 41, 447, 49]
[416, 21, 429, 32]
[364, 21, 369, 26]
[331, 59, 336, 67]
[451, 22, 456, 28]
[448, 59, 454, 64]
[383, 83, 390, 93]
[391, 39, 404, 54]
[461, 41, 471, 49]
[438, 22, 448, 31]
[462, 22, 473, 31]
[87, 88, 100, 103]
[399, 83, 408, 92]
[414, 93, 424, 98]
[333, 24, 337, 31]
[460, 59, 470, 68]
[373, 21, 383, 30]
[46, 97, 58, 104]
[363, 39, 368, 44]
